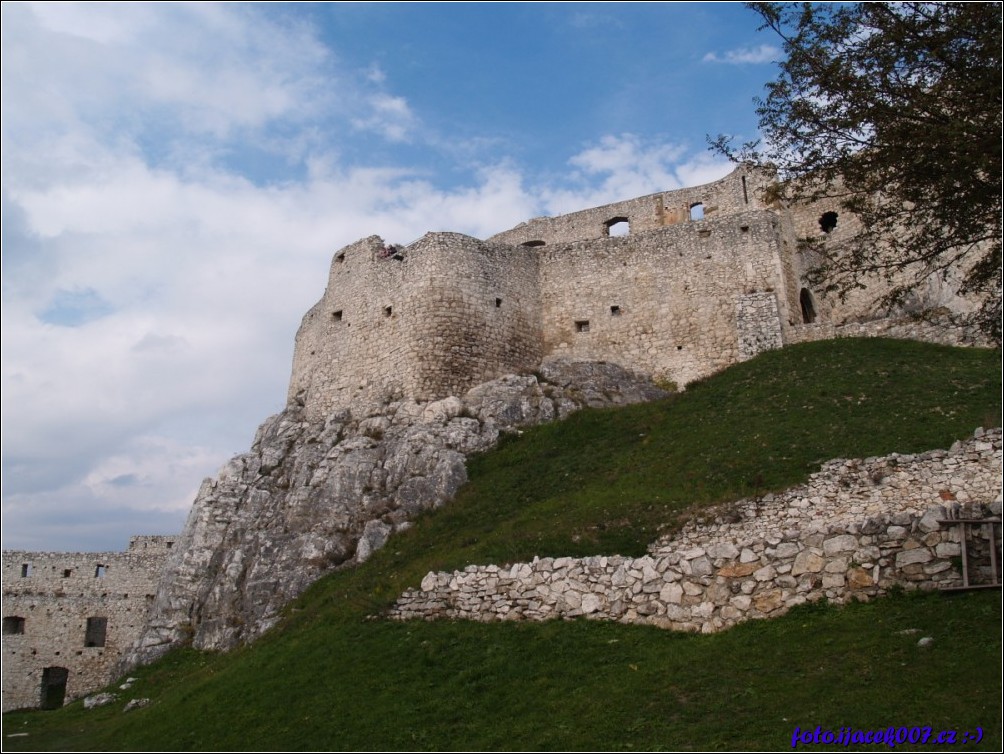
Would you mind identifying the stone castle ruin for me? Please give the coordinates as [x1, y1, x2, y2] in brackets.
[2, 537, 176, 712]
[3, 167, 993, 711]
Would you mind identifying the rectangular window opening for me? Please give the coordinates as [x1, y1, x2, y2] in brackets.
[63, 569, 72, 578]
[610, 305, 621, 316]
[94, 564, 106, 578]
[20, 563, 31, 578]
[335, 253, 345, 263]
[575, 320, 590, 333]
[332, 310, 343, 322]
[84, 617, 107, 648]
[495, 298, 502, 308]
[3, 616, 25, 635]
[383, 306, 393, 318]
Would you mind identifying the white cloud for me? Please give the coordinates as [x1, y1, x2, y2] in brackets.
[352, 93, 417, 142]
[703, 43, 780, 65]
[540, 134, 732, 215]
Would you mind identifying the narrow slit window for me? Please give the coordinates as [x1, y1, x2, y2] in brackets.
[495, 298, 502, 308]
[20, 563, 31, 578]
[521, 240, 545, 248]
[94, 564, 106, 578]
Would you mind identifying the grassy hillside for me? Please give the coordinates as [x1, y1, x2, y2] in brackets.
[5, 339, 1001, 751]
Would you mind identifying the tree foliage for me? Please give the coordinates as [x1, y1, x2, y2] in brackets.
[713, 2, 1002, 341]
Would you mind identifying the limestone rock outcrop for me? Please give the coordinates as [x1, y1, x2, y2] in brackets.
[123, 359, 668, 665]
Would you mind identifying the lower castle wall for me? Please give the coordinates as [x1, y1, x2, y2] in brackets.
[2, 537, 174, 711]
[391, 429, 1002, 632]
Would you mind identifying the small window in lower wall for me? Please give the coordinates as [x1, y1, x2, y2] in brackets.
[575, 320, 590, 333]
[3, 616, 25, 635]
[84, 617, 108, 647]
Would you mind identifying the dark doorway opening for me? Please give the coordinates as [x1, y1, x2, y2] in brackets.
[40, 667, 69, 710]
[800, 288, 817, 324]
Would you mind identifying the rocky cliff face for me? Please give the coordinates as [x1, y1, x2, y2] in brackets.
[124, 360, 668, 666]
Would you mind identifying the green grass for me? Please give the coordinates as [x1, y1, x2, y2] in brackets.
[4, 339, 1001, 751]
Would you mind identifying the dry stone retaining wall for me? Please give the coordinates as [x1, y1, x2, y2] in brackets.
[391, 428, 1002, 632]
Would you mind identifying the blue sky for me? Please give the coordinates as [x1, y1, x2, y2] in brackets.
[1, 2, 783, 552]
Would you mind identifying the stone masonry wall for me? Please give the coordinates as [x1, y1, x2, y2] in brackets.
[288, 233, 543, 420]
[391, 428, 1002, 632]
[287, 165, 986, 422]
[2, 536, 175, 711]
[488, 166, 775, 247]
[536, 210, 792, 387]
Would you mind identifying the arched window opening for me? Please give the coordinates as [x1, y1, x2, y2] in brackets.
[800, 288, 817, 324]
[689, 203, 705, 221]
[819, 211, 838, 233]
[604, 217, 630, 237]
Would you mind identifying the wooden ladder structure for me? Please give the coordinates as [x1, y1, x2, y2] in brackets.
[937, 517, 1002, 591]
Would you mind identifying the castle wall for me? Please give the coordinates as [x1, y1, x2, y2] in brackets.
[288, 234, 543, 420]
[2, 536, 174, 711]
[537, 210, 793, 387]
[488, 165, 775, 247]
[780, 187, 985, 328]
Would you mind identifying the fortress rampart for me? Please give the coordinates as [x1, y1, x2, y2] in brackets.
[289, 167, 804, 419]
[288, 233, 544, 418]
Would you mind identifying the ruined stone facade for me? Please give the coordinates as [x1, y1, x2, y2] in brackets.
[2, 536, 175, 712]
[288, 166, 984, 421]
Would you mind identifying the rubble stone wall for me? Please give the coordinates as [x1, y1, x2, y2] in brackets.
[391, 429, 1002, 632]
[488, 166, 774, 246]
[288, 234, 544, 420]
[536, 211, 791, 387]
[2, 537, 174, 711]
